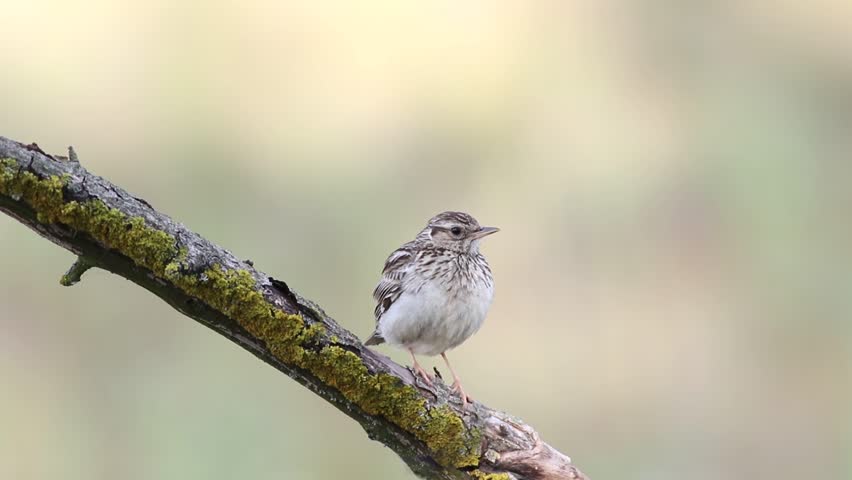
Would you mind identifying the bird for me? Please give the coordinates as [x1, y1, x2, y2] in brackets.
[364, 211, 498, 407]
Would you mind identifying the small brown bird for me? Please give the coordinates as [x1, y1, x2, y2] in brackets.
[365, 211, 498, 407]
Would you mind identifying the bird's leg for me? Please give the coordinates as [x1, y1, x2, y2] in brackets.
[408, 349, 433, 386]
[441, 352, 470, 408]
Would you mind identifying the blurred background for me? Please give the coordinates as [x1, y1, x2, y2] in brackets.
[1, 1, 850, 479]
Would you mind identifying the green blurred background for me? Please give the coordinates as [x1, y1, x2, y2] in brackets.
[1, 1, 850, 479]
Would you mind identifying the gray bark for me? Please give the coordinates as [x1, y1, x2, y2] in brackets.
[0, 135, 588, 480]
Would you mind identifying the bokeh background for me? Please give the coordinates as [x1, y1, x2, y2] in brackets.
[1, 2, 850, 479]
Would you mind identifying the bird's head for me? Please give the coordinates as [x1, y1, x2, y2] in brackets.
[420, 211, 499, 253]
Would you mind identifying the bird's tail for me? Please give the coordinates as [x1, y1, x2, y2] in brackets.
[364, 331, 385, 346]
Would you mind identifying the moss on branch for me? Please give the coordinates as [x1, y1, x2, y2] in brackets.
[468, 470, 511, 480]
[0, 157, 481, 469]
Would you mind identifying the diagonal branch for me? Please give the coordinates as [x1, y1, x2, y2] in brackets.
[0, 135, 589, 480]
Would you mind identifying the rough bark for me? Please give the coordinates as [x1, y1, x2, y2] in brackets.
[0, 135, 589, 480]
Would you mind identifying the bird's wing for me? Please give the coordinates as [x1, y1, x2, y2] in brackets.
[372, 244, 415, 323]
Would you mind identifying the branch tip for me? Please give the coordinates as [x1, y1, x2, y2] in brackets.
[60, 257, 94, 286]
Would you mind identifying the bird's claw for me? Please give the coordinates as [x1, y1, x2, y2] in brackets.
[412, 364, 434, 387]
[451, 381, 471, 408]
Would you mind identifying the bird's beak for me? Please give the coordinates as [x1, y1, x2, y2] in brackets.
[470, 226, 499, 239]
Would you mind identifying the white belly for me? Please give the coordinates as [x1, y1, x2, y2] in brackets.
[379, 280, 493, 356]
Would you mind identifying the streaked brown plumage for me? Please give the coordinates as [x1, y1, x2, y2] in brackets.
[365, 211, 498, 406]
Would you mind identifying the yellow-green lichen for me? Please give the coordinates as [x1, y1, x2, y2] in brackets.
[0, 160, 179, 273]
[171, 267, 479, 467]
[0, 159, 68, 224]
[183, 270, 481, 467]
[297, 345, 480, 467]
[0, 157, 482, 468]
[468, 470, 510, 480]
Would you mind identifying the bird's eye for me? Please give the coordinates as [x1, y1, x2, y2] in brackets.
[450, 227, 462, 236]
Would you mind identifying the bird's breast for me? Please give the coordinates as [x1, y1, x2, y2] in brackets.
[378, 251, 494, 355]
[379, 267, 493, 355]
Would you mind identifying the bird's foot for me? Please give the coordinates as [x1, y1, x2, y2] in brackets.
[412, 363, 434, 387]
[450, 380, 471, 408]
[407, 350, 434, 387]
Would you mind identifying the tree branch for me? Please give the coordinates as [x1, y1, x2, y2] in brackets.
[0, 135, 589, 480]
